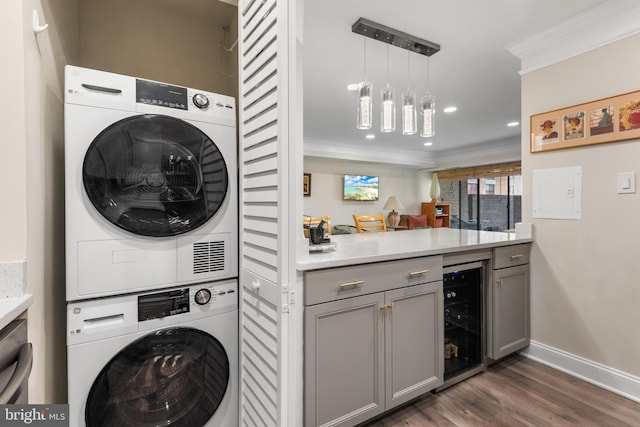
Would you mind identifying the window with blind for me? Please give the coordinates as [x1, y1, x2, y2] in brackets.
[437, 162, 522, 232]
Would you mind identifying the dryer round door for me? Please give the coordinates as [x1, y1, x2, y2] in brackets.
[83, 114, 229, 237]
[85, 327, 230, 427]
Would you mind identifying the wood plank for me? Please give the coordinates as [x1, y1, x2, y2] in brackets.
[362, 355, 640, 427]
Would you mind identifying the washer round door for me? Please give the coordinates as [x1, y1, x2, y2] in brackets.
[83, 114, 229, 237]
[85, 327, 230, 427]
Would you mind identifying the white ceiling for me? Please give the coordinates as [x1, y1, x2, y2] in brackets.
[302, 0, 605, 167]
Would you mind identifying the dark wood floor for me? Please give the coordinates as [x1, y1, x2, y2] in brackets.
[363, 355, 640, 426]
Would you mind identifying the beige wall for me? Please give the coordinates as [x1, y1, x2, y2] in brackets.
[3, 0, 238, 404]
[22, 0, 79, 403]
[78, 0, 237, 96]
[522, 33, 640, 376]
[303, 157, 430, 227]
[0, 0, 27, 261]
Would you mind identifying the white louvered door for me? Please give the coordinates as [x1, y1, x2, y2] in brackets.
[238, 0, 303, 425]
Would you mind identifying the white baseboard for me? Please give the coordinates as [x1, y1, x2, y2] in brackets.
[521, 340, 640, 404]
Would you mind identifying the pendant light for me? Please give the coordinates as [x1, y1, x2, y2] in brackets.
[420, 56, 436, 138]
[356, 38, 372, 130]
[351, 18, 441, 137]
[380, 45, 396, 133]
[402, 50, 417, 135]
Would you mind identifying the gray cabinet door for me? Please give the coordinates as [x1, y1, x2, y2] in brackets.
[489, 264, 530, 359]
[385, 282, 443, 409]
[304, 293, 385, 427]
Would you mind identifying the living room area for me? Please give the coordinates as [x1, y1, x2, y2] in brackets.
[303, 156, 522, 235]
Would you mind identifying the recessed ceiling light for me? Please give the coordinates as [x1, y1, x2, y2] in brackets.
[347, 83, 359, 91]
[443, 106, 457, 113]
[423, 142, 433, 146]
[365, 134, 375, 139]
[507, 121, 520, 127]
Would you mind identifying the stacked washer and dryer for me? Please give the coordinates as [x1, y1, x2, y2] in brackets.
[64, 66, 238, 427]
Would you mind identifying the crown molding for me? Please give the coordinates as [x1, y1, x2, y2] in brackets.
[507, 0, 640, 75]
[434, 137, 521, 170]
[303, 140, 437, 168]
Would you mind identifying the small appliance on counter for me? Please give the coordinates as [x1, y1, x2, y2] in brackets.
[308, 219, 330, 245]
[305, 219, 336, 252]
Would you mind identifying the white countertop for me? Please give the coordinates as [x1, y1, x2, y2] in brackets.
[0, 294, 33, 330]
[297, 228, 532, 271]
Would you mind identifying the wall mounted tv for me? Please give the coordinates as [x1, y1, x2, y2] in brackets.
[343, 174, 379, 201]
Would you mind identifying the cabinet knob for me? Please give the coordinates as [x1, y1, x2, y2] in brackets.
[380, 303, 394, 313]
[497, 279, 504, 287]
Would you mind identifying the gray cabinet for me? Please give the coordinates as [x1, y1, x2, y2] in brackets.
[384, 282, 443, 408]
[304, 293, 385, 427]
[488, 244, 531, 360]
[304, 256, 443, 427]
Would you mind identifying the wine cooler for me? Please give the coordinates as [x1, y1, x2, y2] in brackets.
[439, 261, 485, 390]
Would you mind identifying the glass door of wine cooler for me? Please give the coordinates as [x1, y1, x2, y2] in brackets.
[442, 262, 484, 386]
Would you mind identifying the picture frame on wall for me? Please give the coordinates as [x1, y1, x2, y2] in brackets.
[530, 90, 640, 153]
[303, 173, 311, 196]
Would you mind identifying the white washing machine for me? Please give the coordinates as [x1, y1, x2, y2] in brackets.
[65, 66, 238, 301]
[67, 279, 238, 427]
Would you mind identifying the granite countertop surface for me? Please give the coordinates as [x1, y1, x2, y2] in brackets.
[0, 260, 33, 330]
[297, 228, 532, 271]
[0, 295, 33, 330]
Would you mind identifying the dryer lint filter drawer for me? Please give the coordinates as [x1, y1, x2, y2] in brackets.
[77, 239, 177, 297]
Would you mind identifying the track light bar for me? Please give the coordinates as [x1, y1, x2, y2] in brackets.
[352, 18, 440, 57]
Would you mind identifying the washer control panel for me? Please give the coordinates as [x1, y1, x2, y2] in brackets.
[138, 288, 190, 321]
[190, 281, 237, 311]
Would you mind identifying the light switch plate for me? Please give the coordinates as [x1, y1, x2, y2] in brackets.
[617, 172, 636, 194]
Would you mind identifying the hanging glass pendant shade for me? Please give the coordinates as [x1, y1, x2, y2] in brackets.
[402, 92, 417, 135]
[380, 85, 396, 132]
[420, 56, 435, 138]
[356, 38, 372, 130]
[357, 82, 372, 129]
[420, 94, 435, 137]
[402, 51, 417, 135]
[380, 45, 396, 133]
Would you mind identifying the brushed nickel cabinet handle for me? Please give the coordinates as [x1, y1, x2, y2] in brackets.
[509, 254, 524, 260]
[409, 269, 429, 277]
[339, 280, 365, 289]
[380, 304, 387, 312]
[497, 279, 504, 286]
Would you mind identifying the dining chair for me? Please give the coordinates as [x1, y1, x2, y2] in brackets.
[303, 216, 332, 238]
[352, 214, 387, 233]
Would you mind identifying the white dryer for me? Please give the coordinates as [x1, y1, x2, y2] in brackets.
[65, 66, 237, 301]
[67, 280, 238, 427]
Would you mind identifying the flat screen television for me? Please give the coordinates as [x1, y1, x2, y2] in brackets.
[343, 174, 379, 201]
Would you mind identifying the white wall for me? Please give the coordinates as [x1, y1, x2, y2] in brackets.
[303, 157, 431, 227]
[522, 33, 640, 377]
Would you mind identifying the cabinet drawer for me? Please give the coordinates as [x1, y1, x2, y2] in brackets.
[304, 255, 442, 306]
[493, 244, 530, 269]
